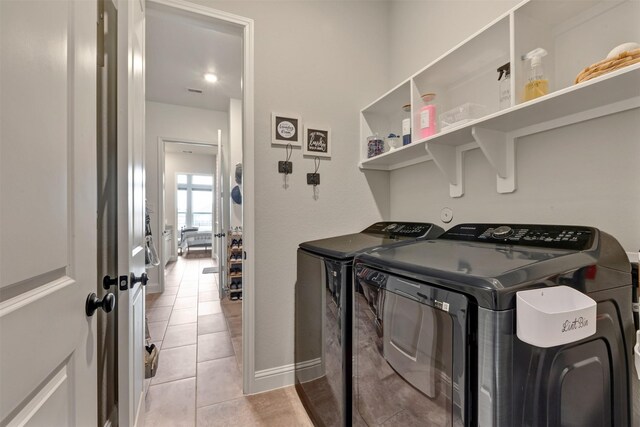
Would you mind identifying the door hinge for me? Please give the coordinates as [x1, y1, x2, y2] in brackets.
[97, 0, 105, 68]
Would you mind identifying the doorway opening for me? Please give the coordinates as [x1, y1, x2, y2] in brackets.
[143, 1, 249, 420]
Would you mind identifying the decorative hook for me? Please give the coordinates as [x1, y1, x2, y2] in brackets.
[307, 156, 320, 187]
[278, 143, 294, 176]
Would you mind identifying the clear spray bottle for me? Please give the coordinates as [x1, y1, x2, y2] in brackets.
[523, 48, 549, 101]
[497, 63, 511, 110]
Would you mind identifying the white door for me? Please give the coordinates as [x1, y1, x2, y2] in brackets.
[215, 131, 226, 299]
[116, 0, 147, 425]
[0, 0, 98, 426]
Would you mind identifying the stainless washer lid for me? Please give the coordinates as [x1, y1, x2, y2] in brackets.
[299, 222, 443, 261]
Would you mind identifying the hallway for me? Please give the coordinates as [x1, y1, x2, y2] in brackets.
[144, 253, 311, 426]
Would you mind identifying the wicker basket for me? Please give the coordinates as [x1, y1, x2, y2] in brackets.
[575, 48, 640, 84]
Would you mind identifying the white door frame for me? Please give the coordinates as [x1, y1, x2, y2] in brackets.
[148, 0, 255, 394]
[156, 136, 217, 292]
[117, 0, 147, 423]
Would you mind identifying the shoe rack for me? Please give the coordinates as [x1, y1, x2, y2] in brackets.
[227, 228, 243, 301]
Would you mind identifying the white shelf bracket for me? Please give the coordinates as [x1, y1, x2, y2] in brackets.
[472, 126, 516, 194]
[426, 143, 464, 198]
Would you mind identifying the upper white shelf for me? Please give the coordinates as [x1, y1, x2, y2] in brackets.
[360, 64, 640, 171]
[362, 81, 410, 117]
[358, 138, 432, 171]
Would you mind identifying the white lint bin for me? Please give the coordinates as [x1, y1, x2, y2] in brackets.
[516, 286, 596, 348]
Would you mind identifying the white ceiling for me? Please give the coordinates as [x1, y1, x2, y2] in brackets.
[145, 5, 242, 112]
[165, 142, 217, 155]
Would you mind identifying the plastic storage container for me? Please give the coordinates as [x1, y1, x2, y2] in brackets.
[516, 285, 596, 348]
[439, 103, 487, 129]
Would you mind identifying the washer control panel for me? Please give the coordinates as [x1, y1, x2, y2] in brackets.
[363, 222, 437, 239]
[440, 223, 595, 250]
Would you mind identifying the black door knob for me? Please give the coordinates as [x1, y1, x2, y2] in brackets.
[214, 233, 226, 238]
[86, 292, 116, 316]
[130, 272, 148, 287]
[103, 275, 117, 290]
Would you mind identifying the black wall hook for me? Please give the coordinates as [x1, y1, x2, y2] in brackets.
[307, 156, 320, 186]
[278, 143, 293, 175]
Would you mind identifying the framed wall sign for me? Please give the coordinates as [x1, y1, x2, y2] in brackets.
[272, 113, 301, 146]
[303, 125, 331, 158]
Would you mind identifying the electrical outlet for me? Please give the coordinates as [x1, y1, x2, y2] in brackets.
[307, 173, 320, 185]
[278, 161, 292, 174]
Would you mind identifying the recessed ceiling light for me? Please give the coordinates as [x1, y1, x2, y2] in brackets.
[204, 73, 218, 83]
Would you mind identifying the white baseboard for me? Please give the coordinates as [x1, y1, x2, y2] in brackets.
[252, 358, 324, 394]
[145, 282, 162, 294]
[252, 363, 296, 394]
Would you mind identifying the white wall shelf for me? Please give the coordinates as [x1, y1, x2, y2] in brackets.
[359, 0, 640, 197]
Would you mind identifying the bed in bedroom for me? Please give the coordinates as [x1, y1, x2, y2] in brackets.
[179, 227, 213, 254]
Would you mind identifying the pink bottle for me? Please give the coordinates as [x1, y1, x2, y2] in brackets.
[419, 93, 437, 139]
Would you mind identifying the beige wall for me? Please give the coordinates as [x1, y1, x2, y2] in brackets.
[389, 109, 640, 251]
[388, 0, 519, 85]
[191, 1, 392, 374]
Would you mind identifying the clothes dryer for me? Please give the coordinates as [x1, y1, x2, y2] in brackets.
[295, 222, 444, 426]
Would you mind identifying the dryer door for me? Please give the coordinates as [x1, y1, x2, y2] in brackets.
[354, 265, 469, 427]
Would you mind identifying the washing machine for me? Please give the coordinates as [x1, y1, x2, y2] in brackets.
[353, 223, 638, 426]
[295, 222, 444, 427]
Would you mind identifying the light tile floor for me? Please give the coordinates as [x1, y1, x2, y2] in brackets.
[145, 252, 312, 427]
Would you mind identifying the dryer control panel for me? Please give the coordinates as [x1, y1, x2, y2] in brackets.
[440, 223, 595, 250]
[362, 222, 440, 239]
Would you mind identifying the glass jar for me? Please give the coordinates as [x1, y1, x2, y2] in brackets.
[367, 135, 385, 158]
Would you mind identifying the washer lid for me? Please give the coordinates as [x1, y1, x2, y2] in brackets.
[355, 223, 631, 310]
[299, 222, 443, 261]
